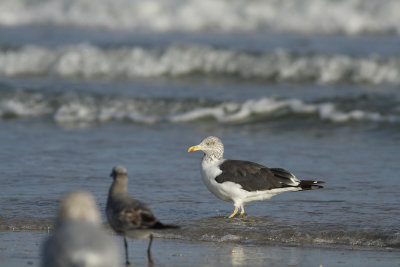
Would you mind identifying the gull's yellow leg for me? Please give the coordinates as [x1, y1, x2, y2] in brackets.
[228, 206, 239, 218]
[240, 206, 245, 215]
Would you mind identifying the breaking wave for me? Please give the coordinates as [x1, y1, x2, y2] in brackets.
[0, 91, 399, 125]
[0, 0, 400, 35]
[1, 44, 400, 85]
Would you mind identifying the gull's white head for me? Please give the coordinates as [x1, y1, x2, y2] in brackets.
[188, 136, 224, 161]
[56, 191, 101, 226]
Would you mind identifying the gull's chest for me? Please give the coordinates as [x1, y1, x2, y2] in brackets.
[200, 159, 234, 201]
[201, 160, 223, 182]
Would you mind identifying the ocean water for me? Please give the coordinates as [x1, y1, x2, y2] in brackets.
[0, 0, 400, 257]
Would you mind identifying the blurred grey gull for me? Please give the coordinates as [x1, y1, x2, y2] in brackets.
[106, 165, 179, 265]
[188, 136, 325, 218]
[41, 191, 121, 267]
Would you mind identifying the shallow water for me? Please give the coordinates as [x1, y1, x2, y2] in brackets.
[2, 231, 400, 267]
[0, 0, 400, 261]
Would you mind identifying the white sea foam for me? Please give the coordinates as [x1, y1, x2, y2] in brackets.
[1, 44, 400, 85]
[170, 98, 400, 124]
[0, 93, 51, 118]
[1, 92, 398, 125]
[54, 102, 97, 124]
[53, 97, 159, 124]
[200, 234, 242, 242]
[0, 0, 399, 35]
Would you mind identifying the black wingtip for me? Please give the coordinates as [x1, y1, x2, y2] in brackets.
[299, 180, 325, 190]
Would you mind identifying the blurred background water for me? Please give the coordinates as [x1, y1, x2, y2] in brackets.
[0, 0, 399, 250]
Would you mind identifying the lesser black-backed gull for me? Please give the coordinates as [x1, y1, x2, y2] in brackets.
[188, 136, 325, 218]
[41, 191, 120, 267]
[106, 165, 179, 265]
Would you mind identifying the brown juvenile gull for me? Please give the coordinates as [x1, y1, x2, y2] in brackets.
[106, 165, 179, 265]
[41, 191, 121, 267]
[188, 136, 325, 218]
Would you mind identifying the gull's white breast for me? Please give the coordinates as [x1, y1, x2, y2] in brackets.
[200, 159, 246, 203]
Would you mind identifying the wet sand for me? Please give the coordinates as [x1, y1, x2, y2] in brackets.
[1, 230, 399, 267]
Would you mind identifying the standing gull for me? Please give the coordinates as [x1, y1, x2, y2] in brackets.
[41, 191, 120, 267]
[106, 165, 178, 265]
[188, 136, 325, 218]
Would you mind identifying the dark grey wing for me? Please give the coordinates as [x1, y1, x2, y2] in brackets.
[216, 160, 298, 191]
[269, 168, 297, 180]
[107, 194, 159, 231]
[107, 194, 179, 232]
[120, 197, 160, 229]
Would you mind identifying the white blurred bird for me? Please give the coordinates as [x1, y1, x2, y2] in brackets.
[42, 191, 121, 267]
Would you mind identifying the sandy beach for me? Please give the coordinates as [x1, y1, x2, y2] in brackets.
[1, 230, 399, 267]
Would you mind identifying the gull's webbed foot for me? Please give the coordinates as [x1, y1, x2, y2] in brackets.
[228, 206, 239, 218]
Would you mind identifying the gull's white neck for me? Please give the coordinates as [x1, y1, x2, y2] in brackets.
[201, 153, 224, 180]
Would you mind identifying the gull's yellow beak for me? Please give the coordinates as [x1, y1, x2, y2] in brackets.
[188, 145, 201, 152]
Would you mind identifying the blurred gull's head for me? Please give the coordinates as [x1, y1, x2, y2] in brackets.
[56, 191, 101, 226]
